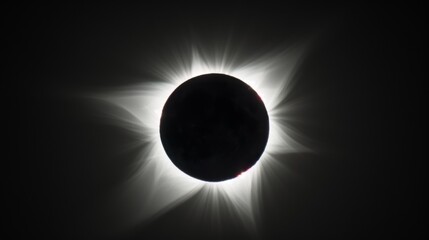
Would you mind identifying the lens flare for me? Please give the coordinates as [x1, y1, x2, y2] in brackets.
[93, 42, 310, 236]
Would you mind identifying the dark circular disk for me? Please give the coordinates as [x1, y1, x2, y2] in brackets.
[160, 73, 269, 182]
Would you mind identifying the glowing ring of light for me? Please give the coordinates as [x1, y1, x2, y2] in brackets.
[95, 44, 309, 235]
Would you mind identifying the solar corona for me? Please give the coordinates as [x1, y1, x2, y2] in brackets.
[97, 45, 307, 234]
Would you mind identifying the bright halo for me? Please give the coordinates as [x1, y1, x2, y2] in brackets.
[93, 42, 310, 236]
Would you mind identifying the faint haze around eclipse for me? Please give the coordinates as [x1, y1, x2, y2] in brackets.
[18, 3, 427, 240]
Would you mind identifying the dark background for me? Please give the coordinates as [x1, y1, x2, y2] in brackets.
[14, 3, 426, 239]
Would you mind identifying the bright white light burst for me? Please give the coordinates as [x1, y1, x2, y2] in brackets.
[94, 43, 309, 236]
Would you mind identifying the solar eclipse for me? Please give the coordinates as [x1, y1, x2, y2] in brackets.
[96, 45, 308, 234]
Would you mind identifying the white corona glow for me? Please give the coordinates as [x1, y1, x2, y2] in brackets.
[94, 43, 309, 236]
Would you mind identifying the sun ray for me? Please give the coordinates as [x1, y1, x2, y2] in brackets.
[92, 41, 309, 235]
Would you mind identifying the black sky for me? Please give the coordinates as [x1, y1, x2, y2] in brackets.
[16, 3, 427, 239]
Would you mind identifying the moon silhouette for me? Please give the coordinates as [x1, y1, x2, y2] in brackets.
[160, 73, 269, 182]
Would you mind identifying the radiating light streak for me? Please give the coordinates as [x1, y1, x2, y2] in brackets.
[92, 41, 310, 236]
